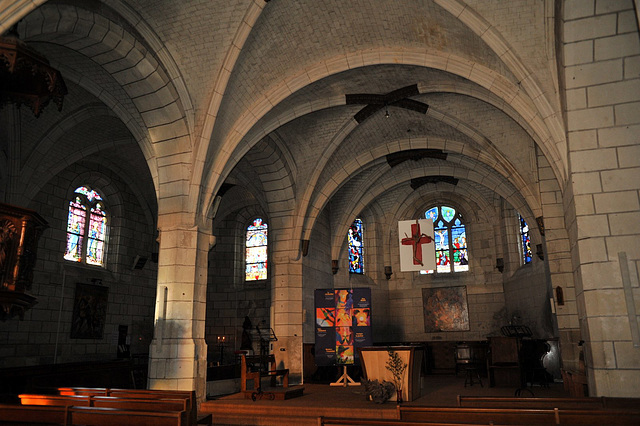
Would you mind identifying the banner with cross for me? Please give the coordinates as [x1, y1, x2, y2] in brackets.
[398, 219, 436, 272]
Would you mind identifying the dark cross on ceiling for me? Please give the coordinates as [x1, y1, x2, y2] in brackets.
[345, 84, 429, 123]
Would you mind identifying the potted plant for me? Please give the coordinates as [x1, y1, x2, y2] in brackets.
[385, 349, 408, 403]
[362, 378, 395, 403]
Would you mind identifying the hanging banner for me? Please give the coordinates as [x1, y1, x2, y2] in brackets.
[314, 288, 372, 366]
[398, 219, 436, 271]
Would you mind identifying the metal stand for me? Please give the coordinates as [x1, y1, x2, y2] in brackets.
[330, 365, 360, 387]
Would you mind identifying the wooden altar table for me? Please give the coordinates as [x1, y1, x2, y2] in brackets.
[358, 346, 423, 402]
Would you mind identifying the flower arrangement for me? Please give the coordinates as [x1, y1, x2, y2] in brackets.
[385, 349, 407, 395]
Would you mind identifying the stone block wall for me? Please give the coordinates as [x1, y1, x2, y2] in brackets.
[207, 211, 271, 363]
[0, 163, 158, 368]
[561, 0, 640, 396]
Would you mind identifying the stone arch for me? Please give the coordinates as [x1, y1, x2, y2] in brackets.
[199, 46, 564, 226]
[18, 3, 193, 205]
[328, 159, 527, 262]
[309, 138, 539, 252]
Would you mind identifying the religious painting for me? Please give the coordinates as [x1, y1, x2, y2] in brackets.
[70, 282, 109, 339]
[422, 286, 469, 332]
[314, 288, 372, 366]
[399, 219, 436, 271]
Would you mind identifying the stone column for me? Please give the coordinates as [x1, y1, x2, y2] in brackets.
[270, 246, 303, 383]
[148, 224, 210, 403]
[561, 0, 640, 397]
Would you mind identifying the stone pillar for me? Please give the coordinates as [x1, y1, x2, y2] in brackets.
[148, 224, 210, 403]
[271, 247, 303, 383]
[561, 0, 640, 397]
[537, 152, 580, 370]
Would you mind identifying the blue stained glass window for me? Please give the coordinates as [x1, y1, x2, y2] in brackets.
[64, 187, 107, 266]
[348, 218, 364, 274]
[246, 218, 268, 281]
[519, 214, 532, 264]
[420, 205, 468, 274]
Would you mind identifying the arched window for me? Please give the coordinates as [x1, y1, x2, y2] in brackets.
[348, 218, 364, 274]
[422, 205, 468, 274]
[518, 214, 532, 264]
[245, 218, 268, 281]
[64, 186, 108, 266]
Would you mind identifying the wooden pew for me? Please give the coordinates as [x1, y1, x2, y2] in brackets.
[399, 406, 557, 425]
[240, 354, 289, 392]
[457, 395, 603, 410]
[1, 403, 187, 426]
[0, 403, 68, 424]
[68, 405, 185, 426]
[318, 417, 511, 425]
[19, 393, 189, 422]
[57, 387, 197, 425]
[457, 395, 640, 412]
[398, 406, 640, 425]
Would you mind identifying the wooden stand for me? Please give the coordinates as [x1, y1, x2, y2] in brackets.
[330, 366, 360, 387]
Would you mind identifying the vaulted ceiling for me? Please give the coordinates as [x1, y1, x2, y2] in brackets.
[1, 0, 563, 250]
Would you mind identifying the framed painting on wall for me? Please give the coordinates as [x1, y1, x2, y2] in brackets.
[70, 282, 109, 339]
[422, 285, 469, 332]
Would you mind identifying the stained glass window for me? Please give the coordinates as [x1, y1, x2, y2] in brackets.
[519, 214, 532, 264]
[64, 186, 107, 266]
[348, 218, 364, 274]
[246, 218, 268, 281]
[421, 205, 468, 274]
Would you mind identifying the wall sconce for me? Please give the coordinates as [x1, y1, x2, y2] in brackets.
[331, 260, 339, 275]
[536, 244, 544, 260]
[384, 266, 393, 280]
[495, 258, 504, 273]
[555, 286, 564, 306]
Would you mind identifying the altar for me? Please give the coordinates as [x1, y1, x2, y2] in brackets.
[358, 346, 424, 402]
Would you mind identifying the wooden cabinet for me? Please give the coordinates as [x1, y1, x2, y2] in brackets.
[487, 336, 522, 387]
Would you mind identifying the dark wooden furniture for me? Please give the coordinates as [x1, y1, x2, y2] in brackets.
[0, 202, 48, 321]
[359, 346, 424, 402]
[0, 403, 68, 424]
[456, 395, 640, 411]
[57, 387, 197, 425]
[398, 406, 640, 425]
[319, 416, 490, 426]
[240, 354, 289, 392]
[562, 368, 588, 396]
[0, 403, 187, 426]
[487, 336, 522, 387]
[454, 343, 483, 387]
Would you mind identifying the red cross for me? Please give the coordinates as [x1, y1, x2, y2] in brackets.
[401, 220, 433, 266]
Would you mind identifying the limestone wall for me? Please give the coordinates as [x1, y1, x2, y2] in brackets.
[0, 163, 158, 368]
[560, 0, 640, 397]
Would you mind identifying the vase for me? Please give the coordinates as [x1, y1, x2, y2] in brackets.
[396, 389, 403, 403]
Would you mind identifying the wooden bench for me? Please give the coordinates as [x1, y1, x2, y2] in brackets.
[240, 354, 289, 392]
[19, 393, 189, 422]
[457, 395, 640, 411]
[457, 395, 604, 410]
[56, 387, 198, 425]
[318, 417, 512, 425]
[0, 404, 186, 426]
[69, 405, 186, 426]
[0, 403, 68, 424]
[398, 406, 640, 425]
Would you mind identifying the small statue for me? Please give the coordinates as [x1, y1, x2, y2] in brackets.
[240, 316, 253, 351]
